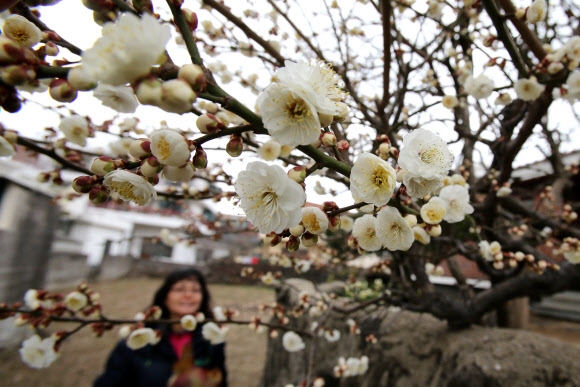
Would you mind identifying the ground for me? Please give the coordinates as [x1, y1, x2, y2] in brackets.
[0, 278, 579, 387]
[0, 278, 275, 387]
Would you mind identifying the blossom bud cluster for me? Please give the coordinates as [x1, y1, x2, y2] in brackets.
[333, 355, 369, 377]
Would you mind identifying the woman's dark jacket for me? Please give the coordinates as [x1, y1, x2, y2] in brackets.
[94, 325, 227, 387]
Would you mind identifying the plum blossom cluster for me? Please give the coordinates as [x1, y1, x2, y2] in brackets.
[333, 355, 369, 378]
[257, 60, 349, 147]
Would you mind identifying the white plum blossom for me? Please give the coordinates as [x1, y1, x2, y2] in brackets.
[345, 357, 361, 376]
[398, 129, 453, 180]
[3, 15, 41, 48]
[497, 186, 512, 197]
[413, 226, 431, 245]
[103, 170, 157, 206]
[59, 115, 90, 147]
[324, 329, 341, 342]
[257, 83, 321, 147]
[563, 37, 580, 62]
[352, 214, 382, 251]
[19, 335, 60, 369]
[181, 315, 198, 331]
[160, 228, 179, 247]
[0, 135, 15, 157]
[438, 185, 474, 223]
[479, 240, 502, 261]
[81, 13, 171, 85]
[420, 197, 447, 224]
[526, 0, 547, 24]
[150, 129, 190, 167]
[213, 306, 227, 321]
[358, 356, 369, 375]
[514, 77, 545, 101]
[64, 291, 88, 312]
[93, 84, 139, 113]
[301, 207, 329, 235]
[401, 170, 444, 198]
[350, 152, 397, 207]
[234, 161, 305, 234]
[261, 271, 280, 285]
[202, 322, 227, 344]
[464, 74, 495, 99]
[162, 163, 195, 182]
[275, 60, 344, 115]
[376, 206, 414, 251]
[257, 139, 282, 161]
[442, 95, 459, 109]
[282, 331, 305, 352]
[127, 328, 156, 350]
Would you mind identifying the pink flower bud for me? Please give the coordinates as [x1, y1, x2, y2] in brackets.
[178, 64, 206, 92]
[192, 147, 208, 169]
[336, 140, 349, 152]
[90, 156, 116, 176]
[72, 176, 95, 193]
[146, 174, 160, 185]
[226, 136, 243, 157]
[45, 42, 59, 56]
[328, 216, 341, 232]
[347, 235, 358, 248]
[390, 147, 399, 159]
[182, 9, 198, 31]
[0, 35, 25, 64]
[264, 232, 280, 246]
[196, 113, 224, 134]
[286, 235, 300, 251]
[89, 186, 109, 204]
[321, 132, 337, 147]
[140, 156, 163, 177]
[129, 139, 152, 160]
[301, 232, 318, 247]
[322, 201, 339, 212]
[287, 166, 307, 183]
[49, 79, 77, 103]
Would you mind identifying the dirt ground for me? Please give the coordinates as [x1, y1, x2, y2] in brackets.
[0, 278, 275, 387]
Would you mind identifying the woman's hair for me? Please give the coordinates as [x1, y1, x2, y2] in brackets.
[152, 268, 214, 319]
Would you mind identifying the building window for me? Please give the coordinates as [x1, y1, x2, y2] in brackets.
[140, 237, 173, 260]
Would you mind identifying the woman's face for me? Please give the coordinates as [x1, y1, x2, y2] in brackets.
[165, 279, 203, 319]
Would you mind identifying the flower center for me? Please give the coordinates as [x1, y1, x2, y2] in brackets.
[372, 168, 391, 188]
[285, 96, 310, 121]
[110, 181, 146, 206]
[419, 148, 443, 165]
[156, 138, 171, 159]
[11, 30, 30, 45]
[261, 190, 278, 207]
[304, 213, 321, 232]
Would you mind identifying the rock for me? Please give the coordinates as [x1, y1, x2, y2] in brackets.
[261, 280, 580, 387]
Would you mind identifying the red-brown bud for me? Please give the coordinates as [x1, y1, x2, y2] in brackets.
[286, 235, 300, 251]
[72, 175, 95, 193]
[49, 79, 77, 103]
[89, 185, 109, 204]
[192, 147, 208, 169]
[336, 140, 349, 152]
[226, 135, 243, 157]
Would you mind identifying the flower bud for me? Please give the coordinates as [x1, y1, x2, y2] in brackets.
[288, 166, 307, 183]
[160, 79, 196, 114]
[67, 66, 97, 91]
[129, 139, 152, 160]
[192, 147, 208, 169]
[319, 113, 333, 127]
[427, 224, 442, 237]
[347, 235, 358, 248]
[89, 185, 109, 204]
[82, 0, 115, 12]
[132, 0, 153, 13]
[404, 214, 417, 227]
[140, 157, 163, 177]
[301, 232, 318, 247]
[264, 232, 280, 246]
[286, 235, 300, 251]
[196, 113, 224, 134]
[182, 9, 198, 31]
[44, 41, 59, 56]
[336, 140, 349, 152]
[322, 201, 339, 212]
[49, 79, 77, 103]
[0, 65, 35, 86]
[72, 175, 95, 193]
[90, 156, 117, 176]
[136, 78, 162, 106]
[178, 64, 206, 92]
[321, 132, 337, 147]
[0, 35, 25, 64]
[162, 162, 195, 182]
[226, 135, 243, 157]
[333, 102, 349, 122]
[328, 216, 341, 232]
[289, 224, 305, 236]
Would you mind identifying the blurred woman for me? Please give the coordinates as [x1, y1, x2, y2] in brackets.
[94, 269, 227, 387]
